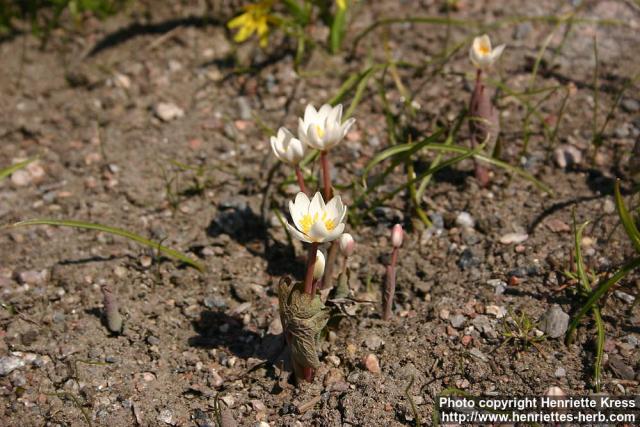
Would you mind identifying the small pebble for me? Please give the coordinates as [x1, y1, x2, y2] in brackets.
[157, 409, 174, 425]
[499, 233, 528, 244]
[554, 145, 582, 168]
[140, 256, 153, 268]
[11, 170, 31, 187]
[364, 335, 384, 351]
[455, 212, 475, 229]
[363, 354, 381, 374]
[485, 305, 506, 318]
[450, 314, 466, 329]
[154, 102, 184, 122]
[0, 356, 25, 376]
[554, 367, 566, 378]
[325, 355, 341, 367]
[540, 304, 570, 338]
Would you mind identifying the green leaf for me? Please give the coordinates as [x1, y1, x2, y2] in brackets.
[614, 179, 640, 252]
[329, 4, 347, 54]
[7, 218, 204, 272]
[0, 157, 37, 182]
[566, 256, 640, 344]
[570, 214, 605, 391]
[361, 130, 445, 188]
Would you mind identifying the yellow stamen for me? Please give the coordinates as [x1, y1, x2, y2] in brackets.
[478, 43, 490, 55]
[300, 213, 315, 234]
[299, 212, 336, 234]
[315, 125, 325, 138]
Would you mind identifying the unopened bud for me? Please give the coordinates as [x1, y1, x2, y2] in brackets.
[391, 224, 403, 248]
[313, 250, 326, 280]
[339, 233, 355, 257]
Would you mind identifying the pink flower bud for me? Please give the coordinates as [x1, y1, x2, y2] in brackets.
[391, 224, 403, 248]
[339, 233, 355, 257]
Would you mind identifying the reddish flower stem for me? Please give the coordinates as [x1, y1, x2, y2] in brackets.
[295, 166, 307, 195]
[300, 241, 319, 382]
[320, 151, 332, 200]
[383, 247, 399, 321]
[303, 242, 319, 295]
[303, 366, 314, 382]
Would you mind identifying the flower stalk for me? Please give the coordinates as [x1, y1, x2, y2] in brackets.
[101, 283, 123, 334]
[383, 224, 403, 320]
[294, 166, 307, 194]
[273, 103, 355, 384]
[468, 34, 504, 187]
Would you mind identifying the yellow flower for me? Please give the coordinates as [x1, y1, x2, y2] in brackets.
[227, 1, 273, 48]
[336, 0, 347, 10]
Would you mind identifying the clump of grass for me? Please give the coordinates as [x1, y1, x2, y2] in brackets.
[565, 214, 605, 391]
[499, 309, 545, 355]
[566, 181, 640, 352]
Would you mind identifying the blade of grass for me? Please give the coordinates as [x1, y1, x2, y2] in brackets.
[422, 144, 553, 193]
[329, 3, 347, 54]
[566, 256, 640, 344]
[344, 66, 378, 120]
[615, 179, 640, 252]
[591, 35, 600, 150]
[361, 129, 446, 188]
[0, 157, 37, 182]
[363, 147, 481, 215]
[416, 112, 466, 200]
[7, 219, 204, 271]
[570, 215, 605, 391]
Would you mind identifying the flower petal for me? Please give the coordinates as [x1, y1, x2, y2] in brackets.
[286, 222, 311, 243]
[327, 104, 343, 127]
[317, 104, 333, 122]
[288, 138, 305, 164]
[304, 104, 318, 124]
[340, 117, 356, 137]
[490, 44, 506, 62]
[309, 192, 325, 216]
[309, 220, 330, 242]
[271, 136, 284, 162]
[324, 222, 345, 242]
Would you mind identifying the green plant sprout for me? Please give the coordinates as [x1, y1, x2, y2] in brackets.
[499, 309, 546, 355]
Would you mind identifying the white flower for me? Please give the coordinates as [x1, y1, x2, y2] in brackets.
[313, 250, 326, 280]
[469, 34, 505, 70]
[297, 103, 355, 151]
[270, 127, 306, 165]
[338, 233, 355, 257]
[287, 192, 347, 243]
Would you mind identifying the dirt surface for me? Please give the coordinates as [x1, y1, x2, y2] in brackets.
[1, 0, 639, 426]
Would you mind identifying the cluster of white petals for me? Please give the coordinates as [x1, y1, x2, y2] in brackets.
[270, 128, 305, 165]
[286, 192, 347, 243]
[469, 34, 505, 71]
[270, 103, 355, 164]
[297, 104, 356, 151]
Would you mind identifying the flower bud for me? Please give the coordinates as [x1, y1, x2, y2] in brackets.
[338, 233, 355, 257]
[313, 250, 326, 280]
[391, 224, 403, 248]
